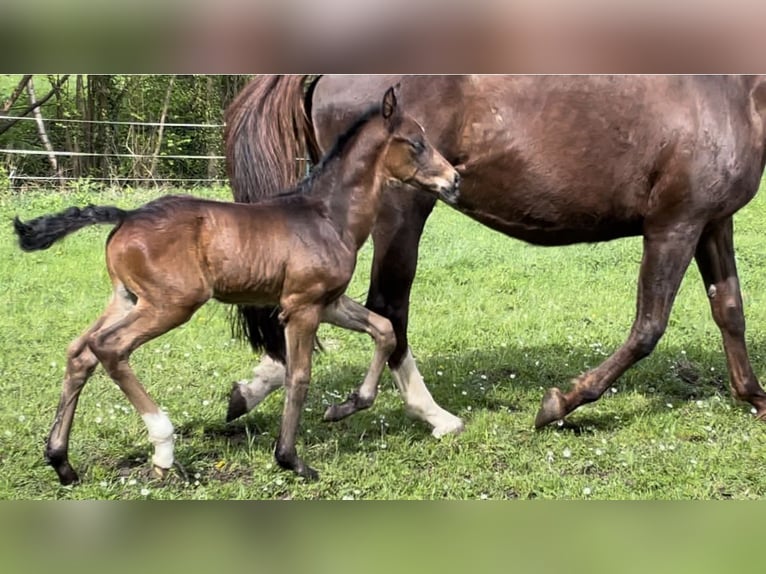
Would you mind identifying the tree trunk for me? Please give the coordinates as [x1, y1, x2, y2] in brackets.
[2, 75, 32, 113]
[27, 76, 64, 186]
[148, 75, 175, 183]
[0, 74, 69, 136]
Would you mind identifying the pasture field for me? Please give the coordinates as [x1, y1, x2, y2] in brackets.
[2, 183, 766, 500]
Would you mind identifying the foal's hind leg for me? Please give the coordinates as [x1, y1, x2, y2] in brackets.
[321, 295, 396, 422]
[695, 218, 766, 418]
[536, 222, 703, 427]
[88, 303, 197, 477]
[46, 292, 133, 485]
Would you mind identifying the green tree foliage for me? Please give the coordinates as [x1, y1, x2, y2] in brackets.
[0, 75, 251, 188]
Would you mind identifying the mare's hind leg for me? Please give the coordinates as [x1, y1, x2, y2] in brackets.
[88, 302, 197, 477]
[226, 355, 285, 422]
[46, 291, 134, 485]
[321, 295, 396, 422]
[274, 305, 321, 480]
[695, 218, 766, 417]
[535, 222, 703, 427]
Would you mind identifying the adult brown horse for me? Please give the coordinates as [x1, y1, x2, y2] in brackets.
[226, 75, 766, 435]
[14, 87, 459, 483]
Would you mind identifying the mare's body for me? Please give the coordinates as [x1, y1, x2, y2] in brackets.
[226, 75, 766, 430]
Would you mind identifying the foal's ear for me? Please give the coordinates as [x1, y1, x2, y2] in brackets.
[382, 85, 399, 120]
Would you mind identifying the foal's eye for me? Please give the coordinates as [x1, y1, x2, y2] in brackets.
[410, 141, 425, 154]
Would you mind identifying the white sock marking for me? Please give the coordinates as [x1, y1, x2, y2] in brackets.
[237, 355, 286, 412]
[142, 411, 174, 469]
[391, 348, 465, 437]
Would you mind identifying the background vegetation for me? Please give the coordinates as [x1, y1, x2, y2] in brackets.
[1, 75, 250, 187]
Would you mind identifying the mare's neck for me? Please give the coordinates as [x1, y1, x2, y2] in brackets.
[316, 122, 390, 251]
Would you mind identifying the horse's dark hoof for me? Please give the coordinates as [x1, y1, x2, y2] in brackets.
[324, 396, 365, 423]
[323, 404, 345, 422]
[755, 408, 766, 422]
[55, 463, 80, 486]
[298, 464, 319, 481]
[275, 451, 319, 481]
[535, 387, 567, 428]
[226, 382, 248, 423]
[47, 450, 80, 486]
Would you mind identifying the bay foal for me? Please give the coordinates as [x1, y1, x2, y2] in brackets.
[14, 87, 460, 484]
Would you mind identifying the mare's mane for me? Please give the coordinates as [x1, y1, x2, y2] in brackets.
[280, 105, 382, 200]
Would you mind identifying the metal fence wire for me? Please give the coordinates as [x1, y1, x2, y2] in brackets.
[0, 114, 229, 188]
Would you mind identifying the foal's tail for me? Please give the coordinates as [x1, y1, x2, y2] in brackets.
[224, 75, 322, 363]
[13, 205, 128, 252]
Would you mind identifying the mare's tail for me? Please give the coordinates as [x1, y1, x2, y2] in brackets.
[224, 74, 322, 363]
[13, 205, 128, 252]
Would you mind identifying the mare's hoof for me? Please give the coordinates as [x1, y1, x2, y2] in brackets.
[226, 382, 248, 423]
[755, 408, 766, 422]
[535, 387, 567, 429]
[431, 416, 465, 439]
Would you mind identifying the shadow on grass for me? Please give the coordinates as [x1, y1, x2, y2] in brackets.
[414, 341, 752, 429]
[99, 339, 760, 485]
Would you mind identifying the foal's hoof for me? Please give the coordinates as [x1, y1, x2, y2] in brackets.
[150, 464, 171, 481]
[323, 403, 348, 422]
[431, 415, 465, 439]
[55, 464, 80, 486]
[323, 392, 368, 422]
[276, 453, 320, 481]
[47, 451, 80, 486]
[299, 465, 320, 482]
[535, 387, 568, 428]
[226, 382, 248, 423]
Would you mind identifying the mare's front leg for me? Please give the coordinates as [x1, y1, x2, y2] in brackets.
[367, 188, 464, 438]
[535, 221, 703, 427]
[274, 305, 321, 480]
[321, 295, 396, 422]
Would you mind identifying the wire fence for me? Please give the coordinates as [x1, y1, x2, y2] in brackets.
[0, 114, 230, 189]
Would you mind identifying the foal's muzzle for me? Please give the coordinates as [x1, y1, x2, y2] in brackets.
[438, 172, 461, 206]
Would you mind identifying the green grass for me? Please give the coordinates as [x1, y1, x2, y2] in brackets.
[2, 183, 766, 500]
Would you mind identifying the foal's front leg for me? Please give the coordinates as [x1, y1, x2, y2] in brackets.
[274, 306, 321, 480]
[321, 295, 396, 422]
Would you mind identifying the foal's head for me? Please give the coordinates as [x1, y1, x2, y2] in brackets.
[379, 86, 460, 205]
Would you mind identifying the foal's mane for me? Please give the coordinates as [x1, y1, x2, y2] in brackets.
[279, 104, 383, 200]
